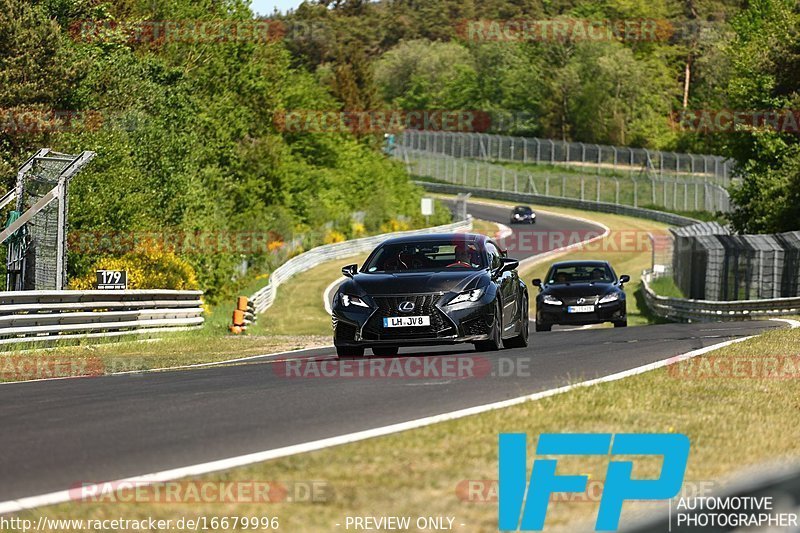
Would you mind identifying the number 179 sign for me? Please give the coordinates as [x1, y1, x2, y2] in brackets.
[96, 270, 127, 290]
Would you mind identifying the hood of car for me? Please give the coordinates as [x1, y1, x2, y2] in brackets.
[346, 270, 486, 295]
[541, 282, 618, 298]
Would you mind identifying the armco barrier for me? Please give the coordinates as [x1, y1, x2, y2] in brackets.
[641, 270, 800, 322]
[0, 289, 204, 345]
[250, 217, 473, 314]
[417, 181, 700, 227]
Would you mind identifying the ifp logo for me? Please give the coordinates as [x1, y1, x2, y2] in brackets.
[498, 433, 690, 531]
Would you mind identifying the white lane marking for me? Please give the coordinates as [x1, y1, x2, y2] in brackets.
[1, 319, 794, 514]
[495, 222, 513, 240]
[324, 276, 346, 315]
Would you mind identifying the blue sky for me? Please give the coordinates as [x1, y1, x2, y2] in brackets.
[249, 0, 304, 15]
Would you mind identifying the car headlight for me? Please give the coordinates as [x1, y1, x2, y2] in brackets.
[448, 288, 484, 305]
[341, 294, 369, 308]
[599, 293, 620, 304]
[542, 294, 563, 305]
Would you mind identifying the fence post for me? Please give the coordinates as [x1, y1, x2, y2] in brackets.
[596, 144, 602, 175]
[612, 147, 618, 173]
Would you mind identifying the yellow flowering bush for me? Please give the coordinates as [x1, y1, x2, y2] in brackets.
[68, 246, 199, 290]
[323, 229, 347, 244]
[379, 219, 410, 233]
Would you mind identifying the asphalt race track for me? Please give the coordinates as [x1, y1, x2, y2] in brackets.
[0, 202, 786, 505]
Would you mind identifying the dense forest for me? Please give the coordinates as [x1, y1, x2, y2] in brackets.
[0, 0, 798, 299]
[0, 0, 450, 300]
[278, 0, 798, 233]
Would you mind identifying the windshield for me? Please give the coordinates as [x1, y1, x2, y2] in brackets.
[547, 264, 614, 284]
[514, 207, 532, 214]
[363, 241, 486, 272]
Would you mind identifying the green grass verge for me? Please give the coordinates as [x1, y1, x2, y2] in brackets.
[0, 332, 331, 382]
[19, 322, 799, 531]
[648, 275, 686, 299]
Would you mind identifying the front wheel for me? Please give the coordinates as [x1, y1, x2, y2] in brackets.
[613, 320, 628, 328]
[336, 346, 364, 357]
[474, 302, 503, 352]
[535, 321, 551, 332]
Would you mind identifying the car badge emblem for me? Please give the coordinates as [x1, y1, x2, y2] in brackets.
[399, 301, 415, 313]
[576, 297, 586, 304]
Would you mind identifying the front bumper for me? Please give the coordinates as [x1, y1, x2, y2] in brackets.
[536, 299, 625, 325]
[333, 297, 495, 348]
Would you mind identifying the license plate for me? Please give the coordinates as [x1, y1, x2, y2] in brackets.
[383, 316, 431, 328]
[567, 305, 595, 313]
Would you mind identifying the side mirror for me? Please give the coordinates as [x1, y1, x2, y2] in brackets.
[619, 274, 630, 285]
[496, 257, 519, 275]
[342, 264, 358, 278]
[532, 278, 542, 287]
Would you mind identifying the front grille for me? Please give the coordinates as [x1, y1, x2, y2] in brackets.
[462, 315, 491, 336]
[562, 295, 600, 306]
[334, 319, 358, 342]
[362, 293, 455, 340]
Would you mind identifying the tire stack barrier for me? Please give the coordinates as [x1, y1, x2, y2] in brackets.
[230, 296, 256, 334]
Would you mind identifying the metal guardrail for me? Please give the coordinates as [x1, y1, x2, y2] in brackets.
[417, 181, 701, 227]
[641, 270, 800, 322]
[250, 218, 473, 314]
[0, 289, 204, 345]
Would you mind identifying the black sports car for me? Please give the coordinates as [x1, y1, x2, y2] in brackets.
[532, 260, 630, 331]
[510, 205, 536, 224]
[332, 233, 529, 357]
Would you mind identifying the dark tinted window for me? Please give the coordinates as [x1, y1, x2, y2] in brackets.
[513, 206, 532, 214]
[363, 241, 487, 272]
[547, 264, 613, 284]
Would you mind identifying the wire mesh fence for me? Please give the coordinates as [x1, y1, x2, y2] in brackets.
[397, 147, 731, 213]
[17, 160, 65, 290]
[400, 130, 734, 186]
[671, 224, 800, 300]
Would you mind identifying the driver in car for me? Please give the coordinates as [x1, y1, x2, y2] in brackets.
[447, 244, 472, 268]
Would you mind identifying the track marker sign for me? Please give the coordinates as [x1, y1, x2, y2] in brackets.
[499, 433, 690, 531]
[421, 197, 434, 216]
[96, 270, 127, 290]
